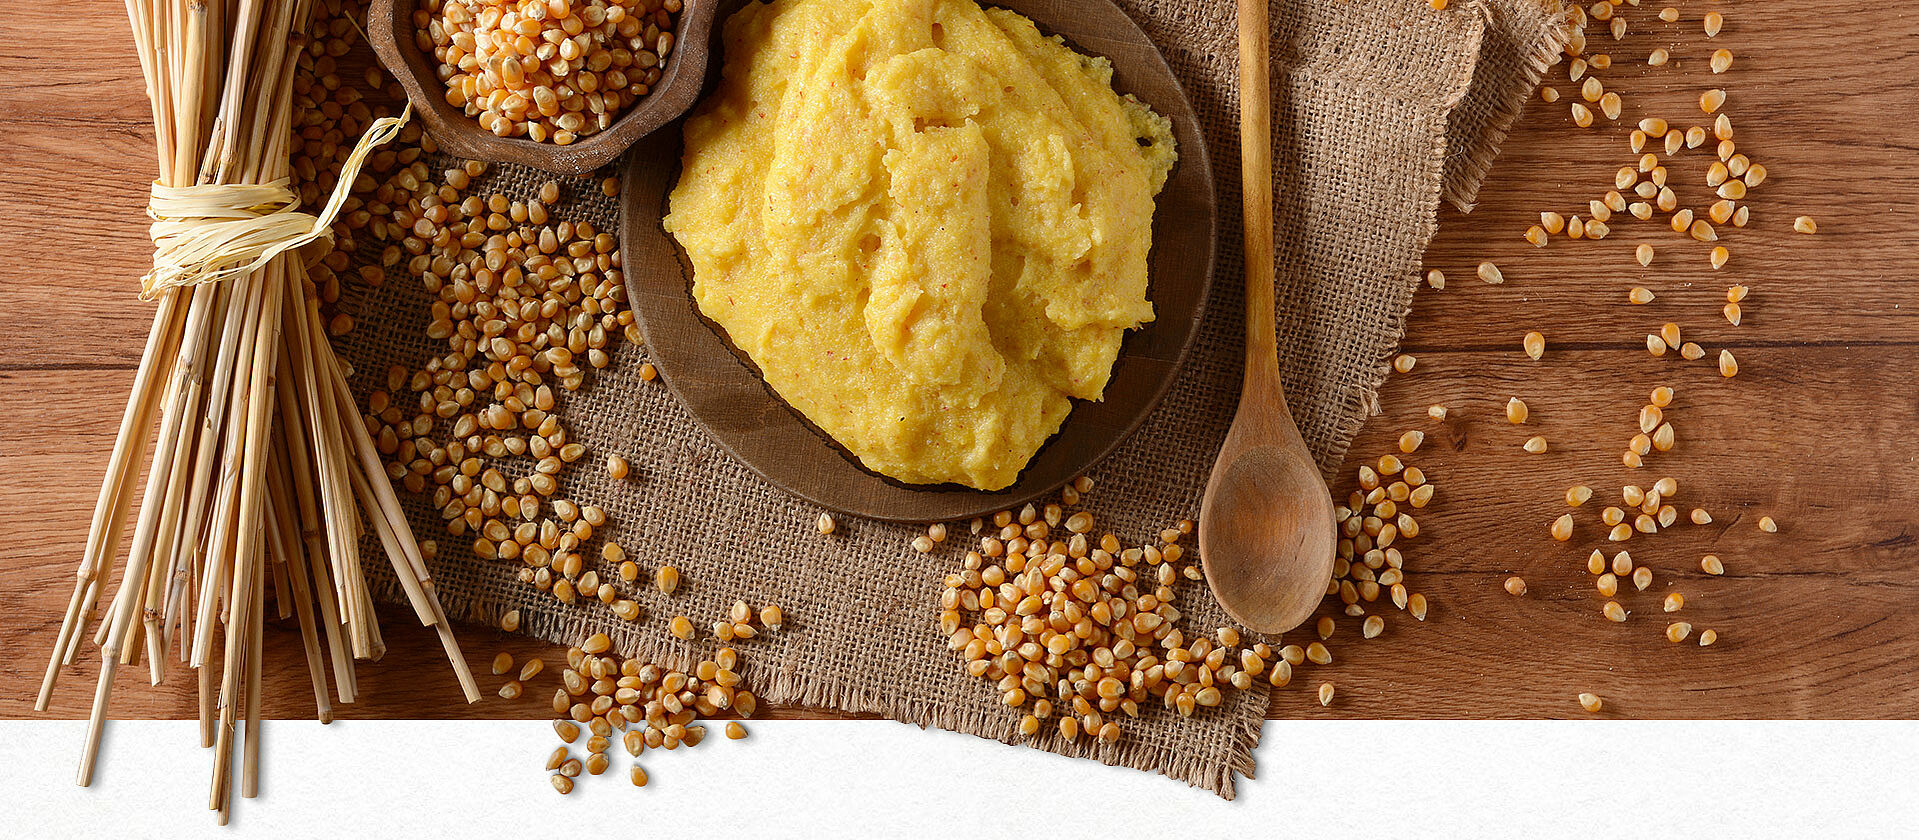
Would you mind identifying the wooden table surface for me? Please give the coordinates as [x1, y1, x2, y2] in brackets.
[4, 2, 1915, 725]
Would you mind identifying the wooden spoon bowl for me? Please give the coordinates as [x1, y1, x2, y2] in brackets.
[1200, 391, 1337, 633]
[367, 0, 719, 175]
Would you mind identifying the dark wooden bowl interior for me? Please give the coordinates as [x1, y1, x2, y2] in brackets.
[620, 0, 1216, 523]
[368, 0, 719, 175]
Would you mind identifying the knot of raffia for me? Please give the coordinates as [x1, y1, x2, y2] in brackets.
[139, 106, 412, 300]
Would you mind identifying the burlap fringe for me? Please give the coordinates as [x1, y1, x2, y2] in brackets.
[1442, 0, 1575, 211]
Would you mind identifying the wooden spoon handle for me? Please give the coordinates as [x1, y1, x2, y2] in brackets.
[1236, 0, 1277, 387]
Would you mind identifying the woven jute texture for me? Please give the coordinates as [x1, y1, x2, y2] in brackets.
[338, 0, 1563, 799]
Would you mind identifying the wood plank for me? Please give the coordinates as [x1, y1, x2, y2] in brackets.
[10, 330, 1916, 719]
[0, 131, 156, 370]
[1295, 345, 1919, 717]
[1416, 2, 1919, 349]
[1269, 574, 1919, 719]
[3, 0, 1917, 726]
[0, 3, 163, 127]
[1331, 344, 1919, 576]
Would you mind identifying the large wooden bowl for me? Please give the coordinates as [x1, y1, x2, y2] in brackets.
[620, 0, 1216, 523]
[368, 0, 720, 175]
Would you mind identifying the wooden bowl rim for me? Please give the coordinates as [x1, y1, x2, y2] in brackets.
[619, 0, 1216, 522]
[367, 0, 720, 176]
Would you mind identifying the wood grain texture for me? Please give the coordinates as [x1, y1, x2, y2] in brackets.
[3, 0, 1917, 724]
[1292, 2, 1919, 718]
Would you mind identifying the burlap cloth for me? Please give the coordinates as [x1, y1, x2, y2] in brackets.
[338, 0, 1565, 799]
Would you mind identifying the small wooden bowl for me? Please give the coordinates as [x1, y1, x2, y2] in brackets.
[367, 0, 719, 175]
[620, 0, 1215, 522]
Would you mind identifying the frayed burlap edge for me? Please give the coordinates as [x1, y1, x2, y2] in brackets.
[1442, 0, 1574, 210]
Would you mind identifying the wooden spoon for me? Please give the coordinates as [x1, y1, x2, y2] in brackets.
[1198, 0, 1336, 635]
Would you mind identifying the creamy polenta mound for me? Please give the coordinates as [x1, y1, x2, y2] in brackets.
[664, 0, 1176, 490]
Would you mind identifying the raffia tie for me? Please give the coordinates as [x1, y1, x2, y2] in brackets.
[140, 105, 413, 300]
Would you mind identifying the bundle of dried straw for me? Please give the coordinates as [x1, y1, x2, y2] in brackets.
[34, 0, 477, 822]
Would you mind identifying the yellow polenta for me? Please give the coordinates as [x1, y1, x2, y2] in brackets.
[664, 0, 1175, 490]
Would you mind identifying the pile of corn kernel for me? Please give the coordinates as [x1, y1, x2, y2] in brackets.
[417, 0, 681, 144]
[920, 474, 1403, 742]
[492, 627, 757, 793]
[294, 0, 694, 626]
